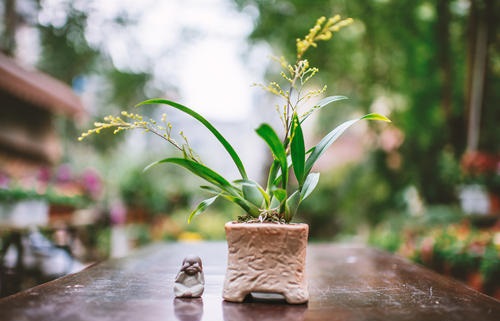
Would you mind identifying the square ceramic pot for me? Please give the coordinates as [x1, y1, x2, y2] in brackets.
[223, 222, 309, 304]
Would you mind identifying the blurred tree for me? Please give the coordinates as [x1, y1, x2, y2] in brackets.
[0, 0, 152, 152]
[234, 0, 499, 233]
[36, 6, 99, 84]
[1, 0, 17, 55]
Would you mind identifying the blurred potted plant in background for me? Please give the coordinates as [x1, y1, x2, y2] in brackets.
[0, 165, 102, 228]
[80, 15, 390, 304]
[369, 204, 500, 300]
[459, 151, 500, 216]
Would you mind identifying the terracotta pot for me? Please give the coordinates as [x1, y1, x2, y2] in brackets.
[223, 222, 309, 304]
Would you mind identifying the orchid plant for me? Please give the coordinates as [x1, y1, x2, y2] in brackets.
[79, 15, 391, 224]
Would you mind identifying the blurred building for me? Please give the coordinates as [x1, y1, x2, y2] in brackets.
[0, 52, 84, 176]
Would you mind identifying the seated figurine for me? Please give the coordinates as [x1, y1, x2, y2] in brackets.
[174, 255, 204, 298]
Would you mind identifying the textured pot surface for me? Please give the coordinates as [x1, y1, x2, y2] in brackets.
[223, 222, 309, 304]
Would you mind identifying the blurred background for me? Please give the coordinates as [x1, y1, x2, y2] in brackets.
[1, 0, 499, 299]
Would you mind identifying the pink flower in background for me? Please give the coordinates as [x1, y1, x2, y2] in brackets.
[56, 164, 73, 183]
[110, 201, 127, 225]
[2, 164, 104, 203]
[81, 168, 102, 200]
[37, 167, 52, 184]
[0, 172, 9, 188]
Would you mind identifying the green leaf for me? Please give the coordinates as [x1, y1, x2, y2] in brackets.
[266, 160, 280, 192]
[256, 124, 288, 188]
[273, 188, 287, 203]
[304, 113, 390, 175]
[199, 185, 221, 195]
[285, 191, 301, 223]
[301, 172, 320, 201]
[290, 113, 306, 186]
[272, 188, 287, 214]
[270, 196, 281, 209]
[361, 113, 392, 122]
[188, 196, 218, 223]
[242, 182, 265, 207]
[144, 158, 233, 192]
[136, 98, 248, 179]
[220, 194, 261, 218]
[301, 95, 348, 123]
[318, 95, 348, 106]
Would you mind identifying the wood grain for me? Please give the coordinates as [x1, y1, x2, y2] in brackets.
[0, 242, 499, 321]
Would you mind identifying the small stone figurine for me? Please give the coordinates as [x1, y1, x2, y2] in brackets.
[174, 255, 204, 298]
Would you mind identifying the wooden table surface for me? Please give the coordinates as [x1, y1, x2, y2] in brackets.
[0, 242, 499, 321]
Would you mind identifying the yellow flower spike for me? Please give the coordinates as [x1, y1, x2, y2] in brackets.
[279, 57, 289, 69]
[327, 15, 341, 26]
[316, 31, 332, 41]
[296, 15, 352, 59]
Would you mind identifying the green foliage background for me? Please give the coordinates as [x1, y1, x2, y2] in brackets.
[2, 0, 498, 239]
[233, 0, 499, 236]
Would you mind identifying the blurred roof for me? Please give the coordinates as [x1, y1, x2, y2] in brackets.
[0, 52, 84, 119]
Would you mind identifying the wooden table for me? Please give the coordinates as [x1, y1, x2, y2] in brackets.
[0, 242, 499, 321]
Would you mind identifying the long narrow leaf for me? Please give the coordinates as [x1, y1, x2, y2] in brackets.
[301, 95, 348, 123]
[242, 182, 265, 207]
[305, 113, 390, 175]
[256, 124, 288, 188]
[145, 158, 260, 217]
[273, 188, 287, 203]
[144, 157, 233, 192]
[271, 155, 294, 187]
[272, 188, 287, 214]
[300, 172, 320, 201]
[137, 98, 248, 179]
[290, 113, 306, 186]
[266, 160, 280, 192]
[285, 191, 301, 223]
[188, 196, 218, 223]
[361, 113, 392, 122]
[219, 194, 261, 218]
[241, 180, 270, 207]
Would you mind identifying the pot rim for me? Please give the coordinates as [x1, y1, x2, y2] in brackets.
[224, 221, 308, 229]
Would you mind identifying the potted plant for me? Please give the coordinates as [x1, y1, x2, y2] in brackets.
[0, 166, 101, 228]
[79, 15, 391, 304]
[460, 151, 500, 215]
